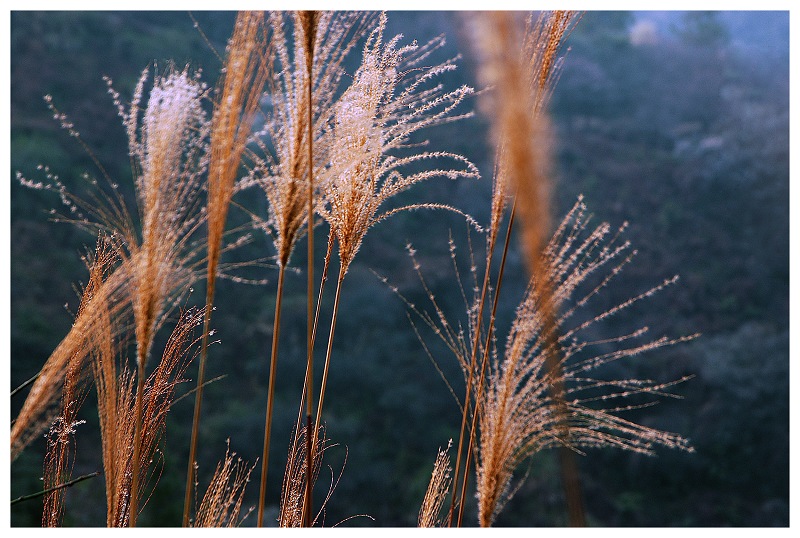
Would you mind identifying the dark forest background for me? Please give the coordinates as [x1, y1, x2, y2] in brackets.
[9, 11, 789, 526]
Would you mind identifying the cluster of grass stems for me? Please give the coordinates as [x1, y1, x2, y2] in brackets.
[12, 10, 695, 527]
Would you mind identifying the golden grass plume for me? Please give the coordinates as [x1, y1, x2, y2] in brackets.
[474, 199, 697, 526]
[192, 441, 255, 527]
[418, 441, 453, 528]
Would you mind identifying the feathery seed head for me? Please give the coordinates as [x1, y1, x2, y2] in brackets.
[418, 441, 453, 527]
[319, 12, 479, 275]
[474, 200, 695, 526]
[247, 12, 372, 268]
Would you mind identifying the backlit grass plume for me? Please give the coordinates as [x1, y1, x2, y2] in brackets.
[403, 200, 695, 526]
[192, 442, 255, 528]
[93, 306, 205, 527]
[314, 10, 480, 447]
[418, 441, 453, 528]
[474, 199, 696, 526]
[474, 10, 578, 285]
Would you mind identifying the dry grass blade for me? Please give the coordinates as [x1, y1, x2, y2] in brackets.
[279, 425, 328, 527]
[41, 239, 114, 526]
[192, 441, 255, 527]
[418, 441, 453, 528]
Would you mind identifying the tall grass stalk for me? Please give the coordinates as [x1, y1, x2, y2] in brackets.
[184, 11, 270, 526]
[456, 197, 517, 526]
[452, 10, 580, 525]
[255, 262, 286, 526]
[312, 270, 344, 440]
[311, 11, 478, 464]
[300, 10, 320, 527]
[240, 12, 367, 525]
[123, 65, 208, 527]
[447, 10, 578, 525]
[447, 153, 512, 525]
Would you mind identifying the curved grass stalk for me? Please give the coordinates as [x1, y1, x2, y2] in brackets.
[300, 10, 320, 528]
[183, 11, 270, 527]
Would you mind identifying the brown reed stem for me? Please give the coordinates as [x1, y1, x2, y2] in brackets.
[294, 234, 334, 431]
[257, 264, 287, 526]
[128, 355, 146, 527]
[183, 279, 215, 526]
[541, 307, 585, 526]
[301, 268, 344, 524]
[299, 258, 341, 525]
[303, 14, 317, 525]
[457, 198, 517, 527]
[313, 270, 343, 442]
[303, 412, 314, 526]
[305, 267, 344, 498]
[447, 223, 497, 527]
[294, 235, 333, 527]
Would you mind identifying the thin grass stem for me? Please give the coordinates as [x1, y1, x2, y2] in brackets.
[457, 198, 517, 526]
[447, 224, 496, 526]
[128, 356, 146, 527]
[303, 11, 318, 525]
[10, 471, 101, 506]
[257, 263, 287, 526]
[183, 279, 215, 526]
[301, 268, 344, 524]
